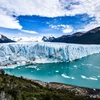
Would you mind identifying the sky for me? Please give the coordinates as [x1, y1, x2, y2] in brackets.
[0, 0, 100, 38]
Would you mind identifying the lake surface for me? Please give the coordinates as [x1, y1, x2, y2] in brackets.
[4, 53, 100, 89]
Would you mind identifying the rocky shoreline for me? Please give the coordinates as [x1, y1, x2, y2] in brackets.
[33, 80, 100, 99]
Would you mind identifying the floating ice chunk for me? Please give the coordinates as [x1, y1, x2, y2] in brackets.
[62, 74, 75, 79]
[81, 75, 87, 79]
[81, 75, 98, 80]
[37, 68, 40, 71]
[89, 77, 98, 80]
[98, 75, 100, 77]
[62, 74, 70, 78]
[27, 65, 37, 69]
[71, 77, 75, 79]
[73, 65, 77, 68]
[31, 71, 33, 72]
[55, 70, 59, 73]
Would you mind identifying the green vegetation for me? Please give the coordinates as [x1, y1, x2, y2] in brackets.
[0, 69, 99, 100]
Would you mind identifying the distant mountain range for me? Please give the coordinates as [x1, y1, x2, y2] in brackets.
[1, 26, 100, 44]
[48, 27, 100, 44]
[0, 34, 14, 43]
[12, 36, 55, 42]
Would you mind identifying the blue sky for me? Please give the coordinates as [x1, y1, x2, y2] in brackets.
[0, 0, 100, 38]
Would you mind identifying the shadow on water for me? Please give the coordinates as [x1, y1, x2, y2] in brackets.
[4, 53, 100, 89]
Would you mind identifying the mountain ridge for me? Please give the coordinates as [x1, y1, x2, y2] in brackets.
[49, 26, 100, 44]
[0, 34, 15, 43]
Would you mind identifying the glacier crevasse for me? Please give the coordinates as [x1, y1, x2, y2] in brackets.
[0, 42, 100, 67]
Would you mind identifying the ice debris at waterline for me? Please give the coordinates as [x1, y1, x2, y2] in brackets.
[1, 42, 100, 67]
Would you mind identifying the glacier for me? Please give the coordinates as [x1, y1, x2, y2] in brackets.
[0, 42, 100, 68]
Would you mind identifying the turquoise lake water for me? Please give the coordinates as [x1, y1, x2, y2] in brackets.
[4, 53, 100, 89]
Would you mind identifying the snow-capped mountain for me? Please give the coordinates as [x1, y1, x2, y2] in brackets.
[42, 36, 55, 42]
[0, 34, 14, 43]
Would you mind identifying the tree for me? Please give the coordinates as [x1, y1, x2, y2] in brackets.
[0, 69, 5, 75]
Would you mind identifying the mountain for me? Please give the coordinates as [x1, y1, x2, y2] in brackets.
[42, 36, 55, 42]
[12, 36, 55, 42]
[50, 27, 100, 44]
[0, 34, 14, 43]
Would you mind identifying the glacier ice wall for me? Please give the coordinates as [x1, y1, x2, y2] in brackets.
[0, 42, 100, 67]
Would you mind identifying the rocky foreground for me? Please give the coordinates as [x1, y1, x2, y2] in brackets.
[0, 70, 100, 100]
[34, 80, 100, 99]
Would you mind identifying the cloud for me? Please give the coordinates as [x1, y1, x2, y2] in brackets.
[0, 0, 100, 17]
[0, 9, 22, 29]
[0, 0, 63, 17]
[21, 30, 38, 34]
[50, 24, 67, 30]
[76, 20, 100, 32]
[83, 21, 100, 31]
[50, 24, 73, 34]
[0, 0, 100, 30]
[62, 25, 73, 34]
[49, 25, 60, 30]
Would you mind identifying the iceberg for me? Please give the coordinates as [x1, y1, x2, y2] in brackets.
[0, 42, 100, 67]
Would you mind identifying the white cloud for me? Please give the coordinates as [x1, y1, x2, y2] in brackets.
[50, 24, 73, 34]
[1, 0, 100, 17]
[0, 9, 22, 29]
[50, 24, 68, 29]
[62, 25, 73, 34]
[21, 30, 37, 34]
[76, 21, 100, 32]
[49, 25, 60, 30]
[83, 21, 100, 31]
[0, 0, 100, 30]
